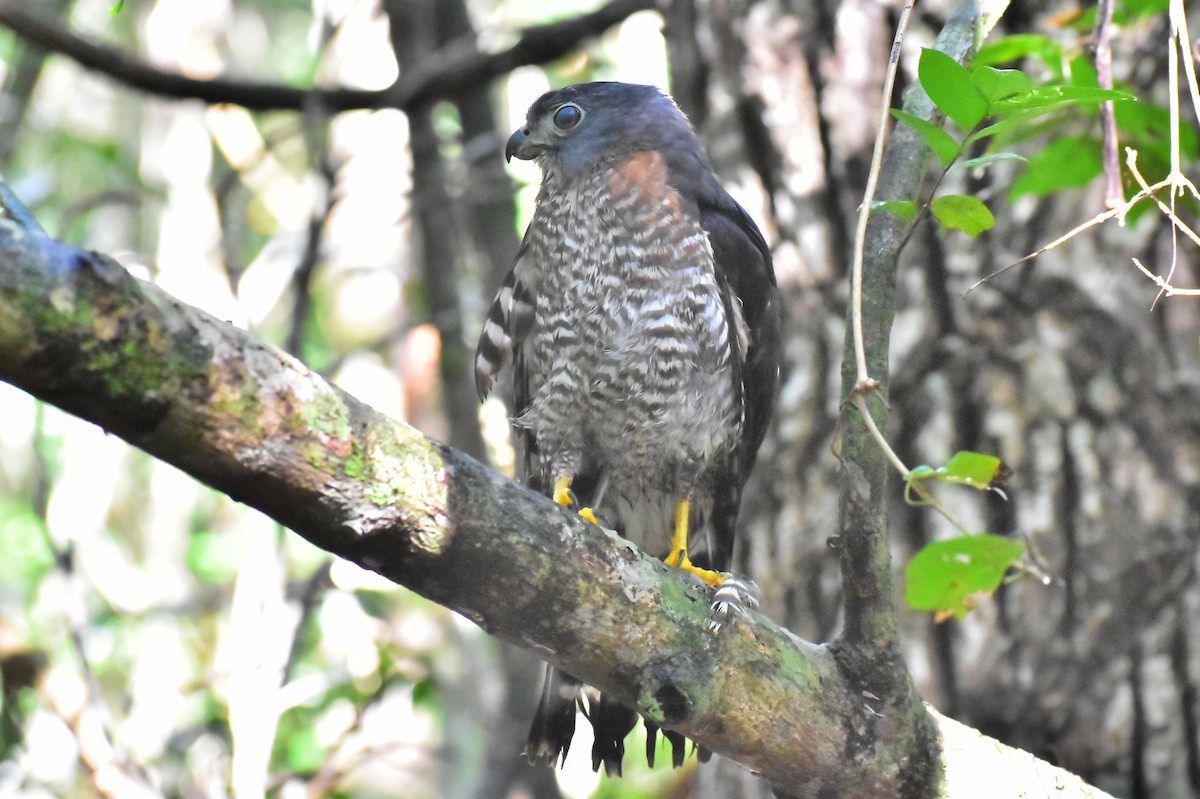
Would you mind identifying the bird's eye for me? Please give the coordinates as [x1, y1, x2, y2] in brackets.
[553, 104, 583, 131]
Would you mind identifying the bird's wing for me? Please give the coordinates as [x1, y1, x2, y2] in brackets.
[474, 233, 550, 494]
[699, 188, 781, 567]
[474, 239, 537, 400]
[704, 192, 779, 463]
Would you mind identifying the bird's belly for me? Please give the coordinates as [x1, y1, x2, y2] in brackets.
[522, 290, 740, 497]
[588, 346, 733, 483]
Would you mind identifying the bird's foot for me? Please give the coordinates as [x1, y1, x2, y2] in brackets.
[664, 549, 759, 632]
[552, 475, 576, 507]
[707, 577, 760, 633]
[552, 475, 603, 526]
[663, 548, 723, 586]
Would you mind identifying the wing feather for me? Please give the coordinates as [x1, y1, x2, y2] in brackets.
[474, 244, 537, 399]
[698, 187, 780, 568]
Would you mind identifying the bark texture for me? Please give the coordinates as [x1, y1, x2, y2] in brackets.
[0, 195, 884, 796]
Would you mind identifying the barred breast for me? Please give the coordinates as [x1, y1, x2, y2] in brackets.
[515, 151, 743, 552]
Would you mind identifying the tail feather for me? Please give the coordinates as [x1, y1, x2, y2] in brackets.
[589, 694, 638, 776]
[663, 728, 688, 768]
[525, 665, 581, 768]
[642, 720, 702, 768]
[645, 720, 658, 768]
[526, 671, 702, 774]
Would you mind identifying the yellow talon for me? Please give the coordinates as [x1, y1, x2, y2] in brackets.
[553, 475, 573, 507]
[552, 475, 599, 525]
[662, 498, 728, 587]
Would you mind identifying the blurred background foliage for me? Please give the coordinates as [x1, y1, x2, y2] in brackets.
[1, 0, 1200, 798]
[1, 3, 687, 797]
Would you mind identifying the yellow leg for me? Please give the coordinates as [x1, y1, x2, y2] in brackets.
[553, 474, 599, 525]
[663, 498, 726, 587]
[664, 498, 691, 565]
[552, 475, 573, 507]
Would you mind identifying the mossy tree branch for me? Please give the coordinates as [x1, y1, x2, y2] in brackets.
[0, 132, 1119, 799]
[0, 184, 888, 795]
[0, 0, 1116, 785]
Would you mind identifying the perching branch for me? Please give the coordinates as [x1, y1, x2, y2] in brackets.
[0, 181, 869, 795]
[0, 0, 654, 113]
[0, 174, 1116, 797]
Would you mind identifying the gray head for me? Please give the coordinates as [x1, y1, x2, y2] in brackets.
[505, 82, 706, 182]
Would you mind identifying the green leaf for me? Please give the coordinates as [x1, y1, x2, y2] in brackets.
[873, 200, 918, 222]
[1009, 135, 1104, 200]
[905, 451, 1011, 504]
[988, 85, 1135, 117]
[1068, 53, 1099, 89]
[967, 88, 1134, 148]
[1116, 100, 1200, 162]
[930, 195, 995, 236]
[906, 535, 1025, 621]
[972, 67, 1032, 106]
[1121, 0, 1170, 22]
[974, 34, 1065, 76]
[950, 152, 1028, 172]
[891, 109, 961, 166]
[918, 48, 989, 133]
[939, 451, 1010, 490]
[965, 106, 1069, 148]
[186, 530, 241, 583]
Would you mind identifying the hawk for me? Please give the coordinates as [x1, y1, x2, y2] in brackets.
[475, 82, 780, 775]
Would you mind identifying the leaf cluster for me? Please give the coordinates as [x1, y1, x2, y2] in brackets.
[882, 41, 1136, 620]
[886, 46, 1133, 236]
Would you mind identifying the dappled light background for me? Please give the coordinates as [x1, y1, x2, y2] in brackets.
[3, 0, 1200, 798]
[0, 2, 680, 797]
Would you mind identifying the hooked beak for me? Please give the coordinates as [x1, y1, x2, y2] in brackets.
[505, 127, 540, 162]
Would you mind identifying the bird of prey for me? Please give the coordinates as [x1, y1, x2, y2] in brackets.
[474, 81, 780, 775]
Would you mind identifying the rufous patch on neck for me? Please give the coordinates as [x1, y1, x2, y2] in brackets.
[609, 150, 680, 210]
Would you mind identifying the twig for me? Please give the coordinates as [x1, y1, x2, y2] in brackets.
[0, 180, 47, 234]
[285, 123, 338, 359]
[281, 560, 333, 687]
[851, 1, 916, 389]
[1134, 258, 1200, 296]
[1126, 151, 1200, 248]
[963, 152, 1176, 296]
[0, 0, 654, 113]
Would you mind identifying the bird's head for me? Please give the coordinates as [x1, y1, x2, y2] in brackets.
[506, 82, 700, 181]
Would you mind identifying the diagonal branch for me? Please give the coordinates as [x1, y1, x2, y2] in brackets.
[0, 182, 869, 795]
[0, 0, 654, 112]
[0, 147, 1114, 799]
